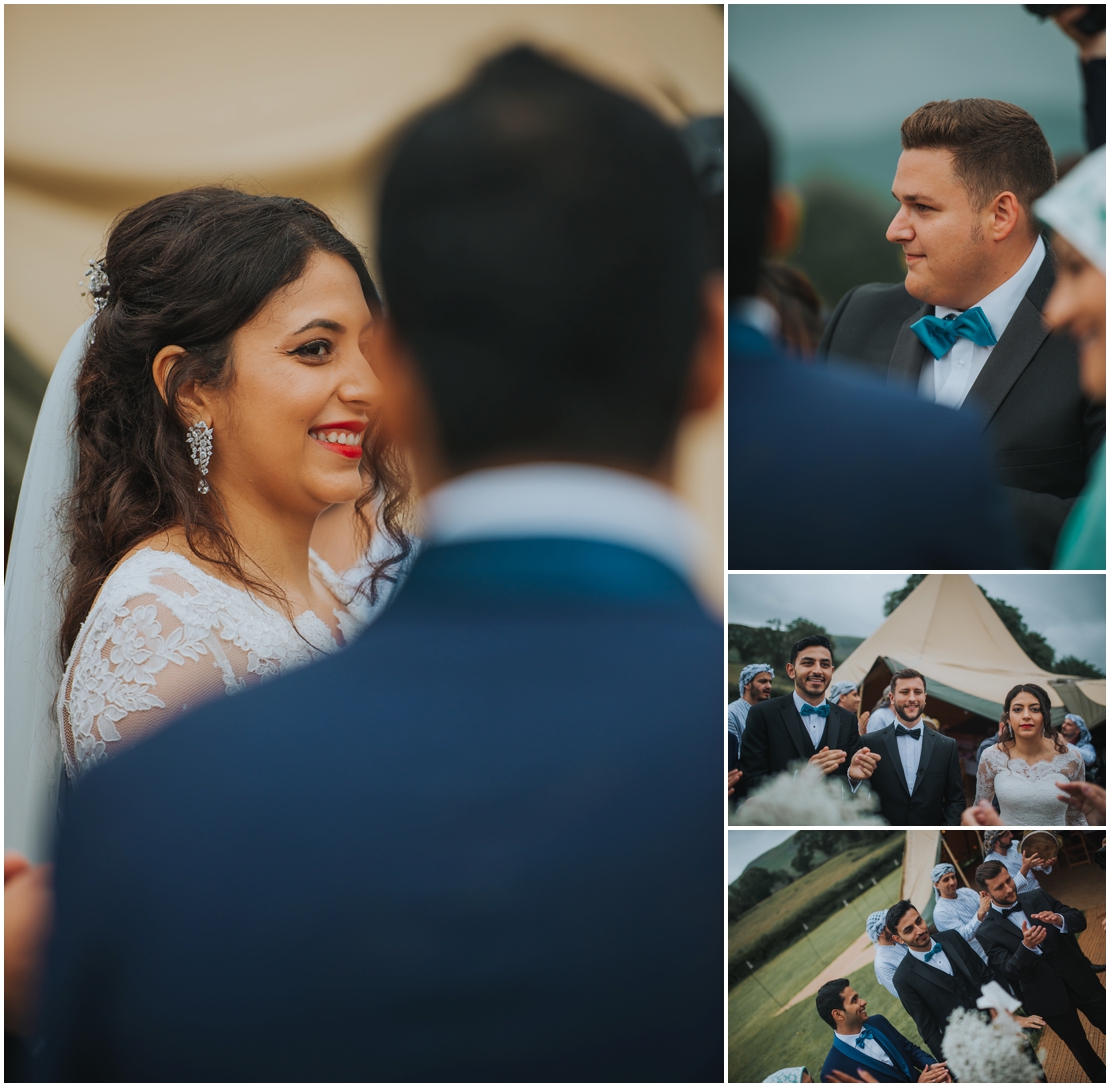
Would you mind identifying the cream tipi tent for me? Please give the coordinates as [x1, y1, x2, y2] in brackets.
[833, 574, 1105, 732]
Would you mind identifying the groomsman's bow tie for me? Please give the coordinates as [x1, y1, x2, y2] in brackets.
[923, 942, 944, 962]
[800, 703, 830, 718]
[999, 904, 1023, 917]
[854, 1026, 876, 1049]
[911, 306, 997, 358]
[895, 725, 922, 740]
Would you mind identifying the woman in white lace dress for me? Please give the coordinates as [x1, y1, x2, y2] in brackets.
[55, 188, 412, 780]
[975, 683, 1088, 826]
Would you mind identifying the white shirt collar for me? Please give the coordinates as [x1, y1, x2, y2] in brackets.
[420, 463, 705, 584]
[936, 235, 1046, 334]
[731, 295, 781, 339]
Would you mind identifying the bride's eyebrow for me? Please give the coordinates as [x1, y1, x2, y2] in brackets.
[292, 318, 344, 335]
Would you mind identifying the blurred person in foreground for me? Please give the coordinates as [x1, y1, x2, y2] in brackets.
[728, 84, 1020, 570]
[819, 99, 1103, 566]
[33, 47, 723, 1082]
[1034, 146, 1106, 567]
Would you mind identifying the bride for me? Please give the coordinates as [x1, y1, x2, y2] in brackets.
[8, 187, 412, 852]
[975, 683, 1088, 826]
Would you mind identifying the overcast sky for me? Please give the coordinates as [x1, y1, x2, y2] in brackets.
[729, 829, 796, 884]
[728, 4, 1083, 144]
[728, 574, 1105, 667]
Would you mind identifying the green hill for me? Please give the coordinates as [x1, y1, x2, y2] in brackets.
[742, 834, 800, 877]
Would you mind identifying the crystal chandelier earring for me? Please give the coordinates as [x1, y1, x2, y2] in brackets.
[186, 421, 213, 494]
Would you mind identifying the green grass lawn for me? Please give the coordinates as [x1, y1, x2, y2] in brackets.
[728, 865, 930, 1083]
[729, 835, 903, 967]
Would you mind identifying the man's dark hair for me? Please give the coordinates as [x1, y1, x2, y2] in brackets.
[900, 99, 1056, 227]
[728, 81, 772, 301]
[815, 979, 850, 1029]
[975, 859, 1007, 889]
[789, 634, 833, 665]
[378, 46, 706, 475]
[885, 899, 917, 937]
[889, 667, 927, 693]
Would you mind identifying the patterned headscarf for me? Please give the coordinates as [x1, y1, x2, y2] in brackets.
[827, 681, 858, 705]
[763, 1068, 808, 1083]
[1035, 146, 1106, 272]
[740, 663, 774, 693]
[932, 863, 956, 899]
[983, 830, 1010, 854]
[865, 909, 888, 944]
[1064, 714, 1094, 745]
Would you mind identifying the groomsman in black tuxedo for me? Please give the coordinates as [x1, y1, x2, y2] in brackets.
[857, 669, 965, 825]
[737, 635, 879, 798]
[887, 900, 1044, 1062]
[975, 859, 1105, 1082]
[818, 99, 1104, 565]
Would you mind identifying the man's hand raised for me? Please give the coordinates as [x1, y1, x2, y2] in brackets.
[848, 747, 880, 782]
[728, 769, 741, 797]
[918, 1062, 951, 1083]
[808, 746, 847, 775]
[1021, 921, 1047, 950]
[1030, 910, 1063, 929]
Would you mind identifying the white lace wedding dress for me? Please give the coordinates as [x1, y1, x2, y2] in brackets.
[57, 547, 381, 780]
[975, 744, 1088, 826]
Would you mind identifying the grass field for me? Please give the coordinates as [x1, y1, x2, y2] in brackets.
[728, 863, 930, 1082]
[729, 834, 904, 967]
[744, 834, 802, 876]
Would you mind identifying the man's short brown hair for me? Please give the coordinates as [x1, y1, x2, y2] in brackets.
[975, 859, 1007, 889]
[901, 99, 1056, 220]
[889, 667, 926, 693]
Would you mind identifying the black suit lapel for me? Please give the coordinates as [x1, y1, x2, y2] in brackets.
[906, 948, 962, 996]
[937, 932, 978, 990]
[913, 727, 937, 795]
[876, 727, 910, 796]
[965, 254, 1055, 429]
[781, 699, 818, 761]
[889, 302, 931, 385]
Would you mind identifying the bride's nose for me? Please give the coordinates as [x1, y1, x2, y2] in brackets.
[336, 344, 381, 406]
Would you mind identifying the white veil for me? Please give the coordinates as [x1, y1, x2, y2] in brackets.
[5, 319, 91, 862]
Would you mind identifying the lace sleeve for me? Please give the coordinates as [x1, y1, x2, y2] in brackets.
[1064, 750, 1089, 827]
[57, 586, 238, 779]
[975, 744, 1000, 807]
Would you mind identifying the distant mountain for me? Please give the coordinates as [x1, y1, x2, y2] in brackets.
[740, 834, 799, 880]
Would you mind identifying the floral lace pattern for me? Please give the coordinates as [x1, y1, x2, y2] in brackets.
[58, 548, 377, 780]
[975, 744, 1088, 826]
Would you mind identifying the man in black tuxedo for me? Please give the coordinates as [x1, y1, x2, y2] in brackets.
[736, 635, 879, 801]
[975, 859, 1105, 1082]
[818, 98, 1104, 566]
[858, 669, 965, 825]
[887, 900, 1044, 1062]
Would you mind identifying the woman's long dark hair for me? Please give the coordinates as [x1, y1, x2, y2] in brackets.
[60, 187, 412, 660]
[998, 682, 1067, 755]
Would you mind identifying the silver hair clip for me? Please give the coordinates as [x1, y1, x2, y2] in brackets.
[79, 258, 110, 314]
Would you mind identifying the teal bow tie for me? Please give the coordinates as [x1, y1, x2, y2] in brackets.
[911, 306, 997, 359]
[855, 1025, 875, 1049]
[923, 942, 943, 962]
[800, 703, 830, 718]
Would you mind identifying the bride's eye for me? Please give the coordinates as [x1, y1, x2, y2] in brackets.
[291, 339, 332, 361]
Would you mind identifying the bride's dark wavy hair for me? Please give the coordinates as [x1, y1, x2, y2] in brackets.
[60, 186, 412, 661]
[998, 682, 1067, 756]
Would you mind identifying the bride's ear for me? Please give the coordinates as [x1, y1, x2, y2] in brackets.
[151, 345, 212, 423]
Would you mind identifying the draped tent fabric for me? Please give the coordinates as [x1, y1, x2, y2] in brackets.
[5, 4, 725, 595]
[902, 830, 941, 928]
[832, 574, 1106, 721]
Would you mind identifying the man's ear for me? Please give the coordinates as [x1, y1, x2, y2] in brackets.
[686, 274, 724, 413]
[151, 346, 211, 424]
[987, 190, 1022, 243]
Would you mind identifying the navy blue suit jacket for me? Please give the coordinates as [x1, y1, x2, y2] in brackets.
[37, 537, 722, 1082]
[729, 320, 1023, 569]
[820, 1014, 938, 1083]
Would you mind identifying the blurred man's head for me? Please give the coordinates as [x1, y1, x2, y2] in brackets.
[1061, 714, 1082, 743]
[728, 81, 772, 304]
[744, 671, 774, 703]
[377, 46, 721, 490]
[886, 99, 1056, 310]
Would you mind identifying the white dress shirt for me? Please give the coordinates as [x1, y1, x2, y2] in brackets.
[421, 463, 705, 585]
[835, 1029, 894, 1068]
[793, 690, 831, 749]
[992, 900, 1066, 956]
[918, 236, 1046, 408]
[893, 720, 925, 794]
[908, 940, 954, 976]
